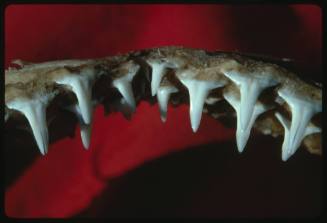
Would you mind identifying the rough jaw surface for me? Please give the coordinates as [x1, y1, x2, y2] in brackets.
[4, 46, 322, 161]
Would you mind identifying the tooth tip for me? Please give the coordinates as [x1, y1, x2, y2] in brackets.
[81, 125, 91, 150]
[282, 152, 290, 162]
[237, 145, 245, 153]
[160, 115, 167, 123]
[191, 124, 199, 133]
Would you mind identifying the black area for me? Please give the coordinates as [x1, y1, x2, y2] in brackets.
[76, 135, 322, 218]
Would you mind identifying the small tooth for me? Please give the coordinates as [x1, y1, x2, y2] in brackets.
[179, 78, 223, 132]
[7, 99, 49, 155]
[80, 123, 91, 149]
[275, 112, 291, 161]
[56, 76, 93, 124]
[112, 69, 138, 111]
[113, 79, 136, 111]
[224, 90, 269, 153]
[67, 104, 92, 150]
[157, 86, 178, 122]
[223, 71, 277, 132]
[276, 88, 322, 161]
[149, 62, 167, 96]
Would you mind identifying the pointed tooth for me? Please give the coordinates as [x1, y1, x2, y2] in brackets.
[275, 111, 320, 161]
[179, 78, 222, 132]
[113, 80, 136, 111]
[157, 86, 178, 122]
[238, 82, 262, 131]
[275, 112, 292, 161]
[223, 71, 277, 131]
[149, 63, 166, 96]
[7, 99, 49, 155]
[66, 104, 92, 150]
[277, 88, 321, 161]
[224, 90, 269, 153]
[80, 123, 91, 149]
[56, 76, 93, 124]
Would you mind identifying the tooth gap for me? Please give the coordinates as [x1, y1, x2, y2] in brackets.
[258, 84, 281, 105]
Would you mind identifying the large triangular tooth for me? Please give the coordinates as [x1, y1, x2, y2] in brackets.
[275, 111, 321, 161]
[223, 71, 277, 132]
[223, 90, 269, 153]
[55, 76, 93, 124]
[7, 99, 49, 155]
[157, 85, 178, 122]
[277, 87, 322, 161]
[178, 77, 224, 132]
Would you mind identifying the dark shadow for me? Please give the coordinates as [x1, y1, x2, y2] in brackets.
[76, 135, 322, 218]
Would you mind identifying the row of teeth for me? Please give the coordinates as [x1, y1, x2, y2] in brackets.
[5, 55, 321, 161]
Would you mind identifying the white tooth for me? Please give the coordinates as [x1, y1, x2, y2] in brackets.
[148, 62, 167, 96]
[66, 104, 92, 150]
[112, 70, 137, 111]
[224, 90, 269, 153]
[277, 87, 322, 161]
[178, 77, 223, 132]
[7, 99, 49, 155]
[80, 123, 91, 149]
[275, 112, 291, 161]
[113, 80, 136, 111]
[157, 86, 178, 122]
[56, 75, 93, 124]
[223, 71, 277, 132]
[275, 112, 321, 161]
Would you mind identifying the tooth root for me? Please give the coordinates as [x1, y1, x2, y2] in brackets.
[157, 86, 178, 122]
[179, 78, 223, 132]
[149, 63, 166, 96]
[7, 100, 49, 155]
[113, 80, 136, 111]
[56, 76, 93, 124]
[224, 91, 268, 153]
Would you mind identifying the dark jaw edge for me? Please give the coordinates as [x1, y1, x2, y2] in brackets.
[74, 138, 322, 218]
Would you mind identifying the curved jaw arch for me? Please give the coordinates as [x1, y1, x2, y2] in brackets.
[5, 46, 322, 162]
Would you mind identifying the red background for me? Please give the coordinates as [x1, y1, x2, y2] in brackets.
[4, 4, 322, 218]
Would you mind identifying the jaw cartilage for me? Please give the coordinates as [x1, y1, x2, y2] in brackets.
[4, 46, 322, 161]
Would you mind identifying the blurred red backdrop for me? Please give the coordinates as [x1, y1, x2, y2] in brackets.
[4, 4, 322, 218]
